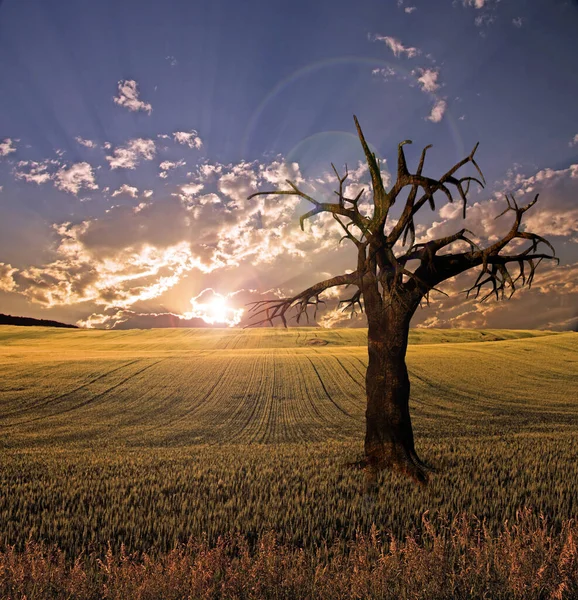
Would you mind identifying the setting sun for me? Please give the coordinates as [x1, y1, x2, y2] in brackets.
[208, 296, 228, 323]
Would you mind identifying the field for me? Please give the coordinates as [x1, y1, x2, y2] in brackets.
[1, 325, 578, 598]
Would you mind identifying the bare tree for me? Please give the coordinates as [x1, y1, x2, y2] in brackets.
[247, 116, 557, 486]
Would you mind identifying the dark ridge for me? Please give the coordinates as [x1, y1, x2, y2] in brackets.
[0, 314, 78, 329]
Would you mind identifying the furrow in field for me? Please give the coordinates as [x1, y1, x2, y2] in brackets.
[243, 353, 276, 444]
[145, 353, 240, 434]
[10, 359, 166, 426]
[209, 352, 266, 442]
[0, 359, 142, 419]
[305, 356, 353, 418]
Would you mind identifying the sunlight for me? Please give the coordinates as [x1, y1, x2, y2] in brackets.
[183, 289, 244, 326]
[208, 295, 229, 323]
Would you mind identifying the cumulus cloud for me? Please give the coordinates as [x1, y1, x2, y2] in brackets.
[159, 159, 186, 178]
[143, 189, 153, 198]
[173, 130, 203, 149]
[75, 136, 97, 149]
[0, 138, 17, 157]
[569, 134, 578, 148]
[414, 68, 440, 92]
[405, 6, 417, 13]
[106, 138, 156, 169]
[0, 263, 17, 292]
[5, 158, 328, 320]
[113, 79, 152, 114]
[426, 99, 447, 123]
[54, 162, 98, 195]
[14, 159, 56, 185]
[111, 184, 139, 198]
[371, 34, 420, 58]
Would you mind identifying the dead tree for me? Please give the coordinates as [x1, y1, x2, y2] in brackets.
[247, 115, 557, 486]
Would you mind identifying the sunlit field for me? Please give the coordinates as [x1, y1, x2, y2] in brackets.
[1, 326, 577, 598]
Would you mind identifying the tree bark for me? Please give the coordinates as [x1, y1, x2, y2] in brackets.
[363, 296, 428, 488]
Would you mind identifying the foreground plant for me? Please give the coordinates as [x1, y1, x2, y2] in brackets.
[248, 116, 557, 486]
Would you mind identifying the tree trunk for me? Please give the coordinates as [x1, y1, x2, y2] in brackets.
[363, 298, 429, 488]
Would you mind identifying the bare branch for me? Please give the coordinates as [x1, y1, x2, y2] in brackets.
[246, 272, 359, 327]
[386, 142, 484, 247]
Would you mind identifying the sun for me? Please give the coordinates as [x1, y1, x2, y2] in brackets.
[208, 296, 229, 324]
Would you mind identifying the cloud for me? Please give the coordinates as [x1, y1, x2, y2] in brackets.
[75, 136, 97, 149]
[0, 138, 17, 157]
[106, 138, 156, 169]
[371, 34, 420, 58]
[173, 130, 203, 149]
[462, 0, 486, 7]
[414, 68, 440, 92]
[512, 17, 523, 28]
[405, 6, 417, 13]
[569, 134, 578, 148]
[113, 79, 152, 114]
[54, 162, 98, 195]
[165, 56, 177, 67]
[15, 158, 96, 195]
[159, 159, 186, 178]
[0, 263, 17, 292]
[372, 66, 397, 81]
[426, 99, 447, 122]
[111, 184, 139, 198]
[14, 159, 56, 185]
[143, 189, 153, 198]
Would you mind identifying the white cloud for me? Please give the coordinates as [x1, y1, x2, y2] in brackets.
[54, 162, 98, 195]
[159, 159, 186, 178]
[0, 138, 17, 157]
[405, 6, 417, 13]
[143, 189, 153, 198]
[173, 130, 203, 149]
[111, 184, 139, 198]
[414, 68, 440, 92]
[113, 80, 152, 114]
[75, 136, 97, 149]
[106, 138, 156, 169]
[0, 263, 17, 292]
[426, 99, 447, 123]
[512, 17, 523, 28]
[14, 159, 58, 185]
[165, 56, 177, 67]
[569, 134, 578, 148]
[371, 34, 420, 58]
[372, 66, 397, 81]
[463, 0, 486, 7]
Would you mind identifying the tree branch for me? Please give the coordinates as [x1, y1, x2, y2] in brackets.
[246, 271, 359, 327]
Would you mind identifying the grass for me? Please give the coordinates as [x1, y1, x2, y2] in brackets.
[0, 325, 577, 598]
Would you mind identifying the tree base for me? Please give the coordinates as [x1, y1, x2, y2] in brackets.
[361, 443, 436, 490]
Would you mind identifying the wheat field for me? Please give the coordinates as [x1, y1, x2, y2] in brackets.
[1, 326, 577, 598]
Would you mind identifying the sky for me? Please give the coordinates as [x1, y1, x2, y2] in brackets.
[0, 0, 577, 330]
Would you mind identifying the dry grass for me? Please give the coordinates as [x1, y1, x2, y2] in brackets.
[1, 510, 577, 599]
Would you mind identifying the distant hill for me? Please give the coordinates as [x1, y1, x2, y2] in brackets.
[0, 313, 78, 329]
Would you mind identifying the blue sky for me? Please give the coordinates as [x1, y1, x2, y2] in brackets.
[0, 0, 577, 329]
